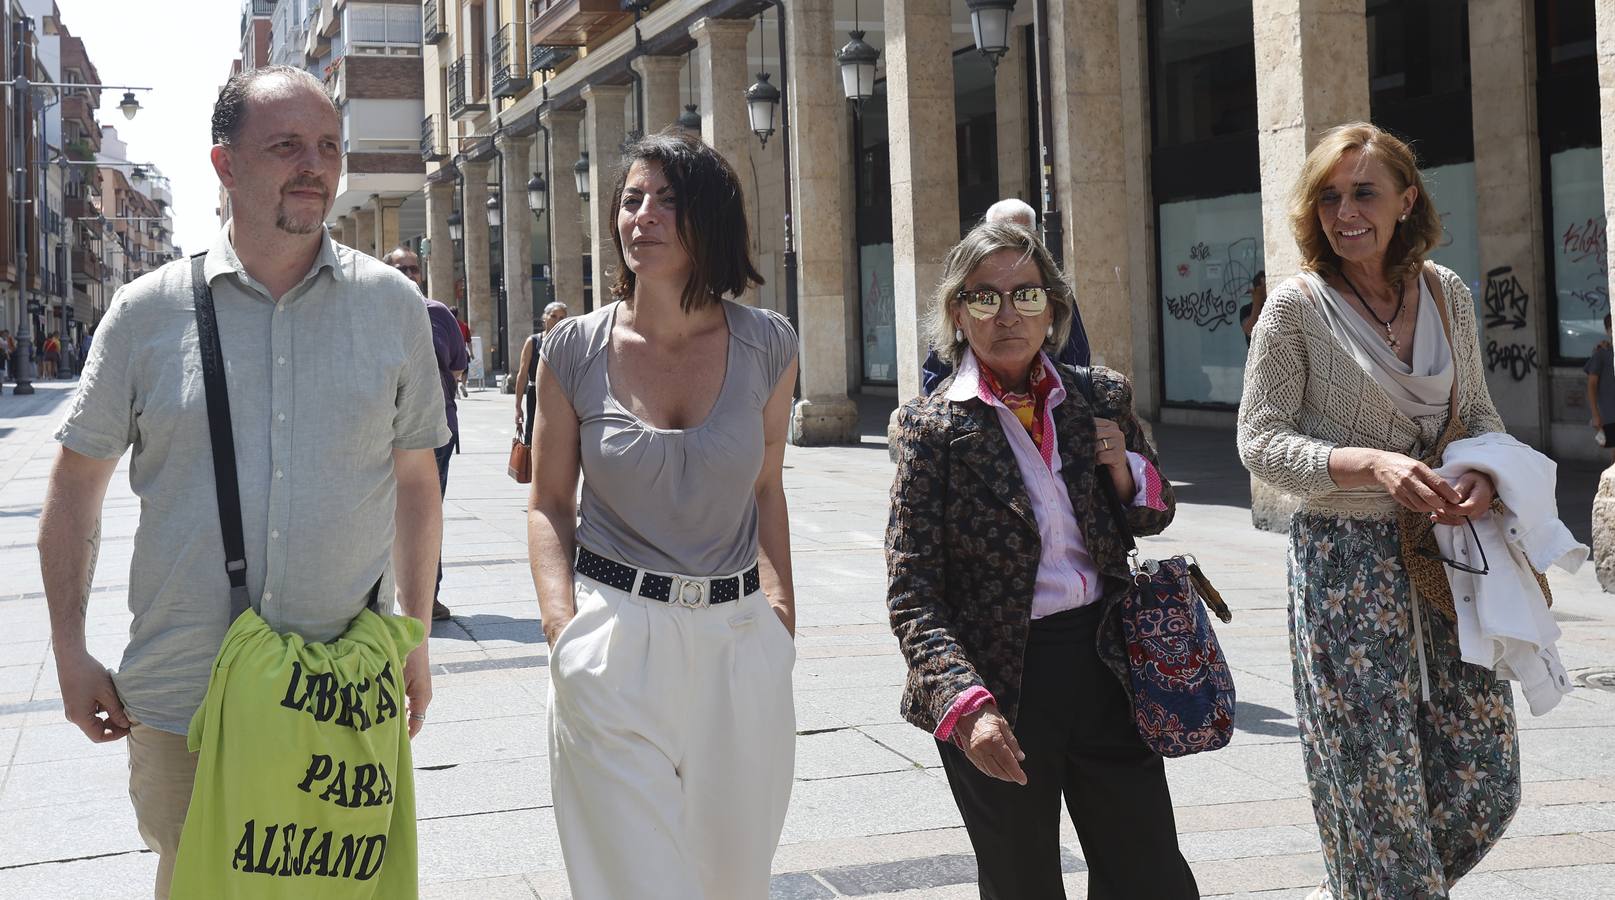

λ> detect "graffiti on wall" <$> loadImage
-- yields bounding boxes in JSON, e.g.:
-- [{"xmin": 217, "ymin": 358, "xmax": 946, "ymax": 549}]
[
  {"xmin": 1482, "ymin": 265, "xmax": 1529, "ymax": 331},
  {"xmin": 1485, "ymin": 340, "xmax": 1539, "ymax": 382},
  {"xmin": 1564, "ymin": 216, "xmax": 1610, "ymax": 312},
  {"xmin": 1164, "ymin": 238, "xmax": 1260, "ymax": 334}
]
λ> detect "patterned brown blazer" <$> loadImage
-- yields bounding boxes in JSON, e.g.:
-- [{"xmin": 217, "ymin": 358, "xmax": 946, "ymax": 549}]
[{"xmin": 885, "ymin": 365, "xmax": 1176, "ymax": 735}]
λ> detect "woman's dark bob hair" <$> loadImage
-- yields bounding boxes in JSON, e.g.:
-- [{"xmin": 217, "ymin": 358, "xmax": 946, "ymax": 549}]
[{"xmin": 608, "ymin": 128, "xmax": 763, "ymax": 312}]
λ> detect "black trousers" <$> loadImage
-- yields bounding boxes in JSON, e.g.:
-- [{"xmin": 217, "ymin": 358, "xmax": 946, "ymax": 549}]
[
  {"xmin": 433, "ymin": 439, "xmax": 454, "ymax": 601},
  {"xmin": 938, "ymin": 604, "xmax": 1198, "ymax": 900}
]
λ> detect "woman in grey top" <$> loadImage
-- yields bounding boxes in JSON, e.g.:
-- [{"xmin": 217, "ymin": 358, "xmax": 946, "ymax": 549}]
[{"xmin": 526, "ymin": 130, "xmax": 799, "ymax": 900}]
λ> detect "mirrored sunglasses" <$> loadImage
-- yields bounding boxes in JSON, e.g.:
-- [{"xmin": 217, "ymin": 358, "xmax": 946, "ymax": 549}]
[{"xmin": 959, "ymin": 286, "xmax": 1050, "ymax": 320}]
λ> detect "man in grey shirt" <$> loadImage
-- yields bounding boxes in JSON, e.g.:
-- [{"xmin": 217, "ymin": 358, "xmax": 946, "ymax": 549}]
[{"xmin": 37, "ymin": 66, "xmax": 447, "ymax": 898}]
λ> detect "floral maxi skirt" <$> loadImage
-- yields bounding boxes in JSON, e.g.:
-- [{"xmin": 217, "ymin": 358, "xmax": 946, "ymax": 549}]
[{"xmin": 1288, "ymin": 511, "xmax": 1520, "ymax": 899}]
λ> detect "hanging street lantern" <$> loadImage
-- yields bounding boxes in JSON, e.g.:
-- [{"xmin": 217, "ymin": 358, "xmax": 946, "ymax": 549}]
[
  {"xmin": 486, "ymin": 194, "xmax": 502, "ymax": 228},
  {"xmin": 677, "ymin": 103, "xmax": 702, "ymax": 132},
  {"xmin": 573, "ymin": 153, "xmax": 590, "ymax": 201},
  {"xmin": 966, "ymin": 0, "xmax": 1016, "ymax": 69},
  {"xmin": 744, "ymin": 72, "xmax": 780, "ymax": 147},
  {"xmin": 447, "ymin": 211, "xmax": 463, "ymax": 242},
  {"xmin": 836, "ymin": 30, "xmax": 879, "ymax": 104},
  {"xmin": 527, "ymin": 173, "xmax": 547, "ymax": 216},
  {"xmin": 118, "ymin": 90, "xmax": 142, "ymax": 120}
]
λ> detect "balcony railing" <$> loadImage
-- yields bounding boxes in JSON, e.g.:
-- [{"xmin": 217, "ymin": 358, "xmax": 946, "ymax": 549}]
[
  {"xmin": 529, "ymin": 44, "xmax": 573, "ymax": 75},
  {"xmin": 252, "ymin": 0, "xmax": 275, "ymax": 16},
  {"xmin": 492, "ymin": 23, "xmax": 531, "ymax": 99},
  {"xmin": 448, "ymin": 57, "xmax": 487, "ymax": 119},
  {"xmin": 421, "ymin": 114, "xmax": 447, "ymax": 161},
  {"xmin": 423, "ymin": 0, "xmax": 447, "ymax": 43}
]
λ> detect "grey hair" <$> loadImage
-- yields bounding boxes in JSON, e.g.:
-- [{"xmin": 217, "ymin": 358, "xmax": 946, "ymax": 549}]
[
  {"xmin": 926, "ymin": 222, "xmax": 1075, "ymax": 369},
  {"xmin": 983, "ymin": 198, "xmax": 1037, "ymax": 228},
  {"xmin": 212, "ymin": 65, "xmax": 337, "ymax": 146},
  {"xmin": 543, "ymin": 301, "xmax": 569, "ymax": 318}
]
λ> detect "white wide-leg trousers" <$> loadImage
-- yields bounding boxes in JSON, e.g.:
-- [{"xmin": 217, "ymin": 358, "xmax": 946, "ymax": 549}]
[{"xmin": 548, "ymin": 574, "xmax": 797, "ymax": 900}]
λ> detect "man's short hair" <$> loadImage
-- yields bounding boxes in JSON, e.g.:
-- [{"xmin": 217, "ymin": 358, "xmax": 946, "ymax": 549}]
[
  {"xmin": 543, "ymin": 301, "xmax": 568, "ymax": 317},
  {"xmin": 983, "ymin": 198, "xmax": 1037, "ymax": 228},
  {"xmin": 212, "ymin": 65, "xmax": 337, "ymax": 146},
  {"xmin": 383, "ymin": 246, "xmax": 416, "ymax": 266}
]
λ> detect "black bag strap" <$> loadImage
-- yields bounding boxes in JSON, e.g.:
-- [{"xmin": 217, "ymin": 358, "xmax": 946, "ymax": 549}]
[
  {"xmin": 1071, "ymin": 365, "xmax": 1137, "ymax": 553},
  {"xmin": 191, "ymin": 253, "xmax": 252, "ymax": 620}
]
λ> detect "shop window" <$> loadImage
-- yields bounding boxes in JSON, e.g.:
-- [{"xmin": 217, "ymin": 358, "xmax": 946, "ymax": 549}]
[
  {"xmin": 1539, "ymin": 0, "xmax": 1605, "ymax": 361},
  {"xmin": 1158, "ymin": 193, "xmax": 1264, "ymax": 405}
]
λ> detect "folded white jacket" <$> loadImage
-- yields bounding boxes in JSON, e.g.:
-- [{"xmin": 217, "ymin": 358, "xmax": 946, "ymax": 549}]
[{"xmin": 1434, "ymin": 433, "xmax": 1583, "ymax": 716}]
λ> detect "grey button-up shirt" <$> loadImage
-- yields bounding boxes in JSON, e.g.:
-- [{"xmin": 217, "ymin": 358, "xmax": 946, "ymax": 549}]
[{"xmin": 56, "ymin": 225, "xmax": 449, "ymax": 734}]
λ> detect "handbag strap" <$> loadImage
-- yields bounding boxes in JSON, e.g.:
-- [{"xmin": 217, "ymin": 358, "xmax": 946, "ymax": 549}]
[
  {"xmin": 1071, "ymin": 365, "xmax": 1137, "ymax": 554},
  {"xmin": 191, "ymin": 253, "xmax": 252, "ymax": 620}
]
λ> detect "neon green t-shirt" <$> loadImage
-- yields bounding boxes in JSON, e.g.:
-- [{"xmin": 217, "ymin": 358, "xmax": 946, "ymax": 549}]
[{"xmin": 171, "ymin": 607, "xmax": 425, "ymax": 899}]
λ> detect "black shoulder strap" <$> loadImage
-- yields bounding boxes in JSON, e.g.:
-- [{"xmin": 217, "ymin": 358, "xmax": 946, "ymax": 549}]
[
  {"xmin": 1070, "ymin": 365, "xmax": 1137, "ymax": 552},
  {"xmin": 191, "ymin": 254, "xmax": 251, "ymax": 620},
  {"xmin": 527, "ymin": 332, "xmax": 541, "ymax": 380}
]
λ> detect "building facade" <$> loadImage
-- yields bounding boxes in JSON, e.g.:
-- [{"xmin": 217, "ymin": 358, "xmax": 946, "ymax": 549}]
[{"xmin": 400, "ymin": 0, "xmax": 1610, "ymax": 454}]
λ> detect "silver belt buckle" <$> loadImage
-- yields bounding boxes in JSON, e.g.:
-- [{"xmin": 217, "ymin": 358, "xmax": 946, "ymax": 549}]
[{"xmin": 673, "ymin": 576, "xmax": 709, "ymax": 609}]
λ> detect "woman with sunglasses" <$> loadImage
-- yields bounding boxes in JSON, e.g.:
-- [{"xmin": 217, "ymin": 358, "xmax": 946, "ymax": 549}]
[
  {"xmin": 885, "ymin": 221, "xmax": 1196, "ymax": 899},
  {"xmin": 1238, "ymin": 124, "xmax": 1517, "ymax": 899}
]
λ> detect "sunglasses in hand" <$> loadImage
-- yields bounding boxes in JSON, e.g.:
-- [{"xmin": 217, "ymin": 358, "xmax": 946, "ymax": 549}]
[{"xmin": 1414, "ymin": 516, "xmax": 1489, "ymax": 575}]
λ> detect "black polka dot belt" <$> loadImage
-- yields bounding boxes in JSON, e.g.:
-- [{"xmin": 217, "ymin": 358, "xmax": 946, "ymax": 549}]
[{"xmin": 575, "ymin": 546, "xmax": 760, "ymax": 608}]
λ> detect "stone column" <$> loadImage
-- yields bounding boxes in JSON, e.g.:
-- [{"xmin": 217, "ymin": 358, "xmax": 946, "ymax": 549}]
[
  {"xmin": 995, "ymin": 23, "xmax": 1030, "ymax": 204},
  {"xmin": 886, "ymin": 0, "xmax": 960, "ymax": 407},
  {"xmin": 1118, "ymin": 0, "xmax": 1160, "ymax": 415},
  {"xmin": 632, "ymin": 54, "xmax": 687, "ymax": 134},
  {"xmin": 498, "ymin": 131, "xmax": 536, "ymax": 370},
  {"xmin": 542, "ymin": 108, "xmax": 586, "ymax": 314},
  {"xmin": 583, "ymin": 83, "xmax": 631, "ymax": 312},
  {"xmin": 1470, "ymin": 0, "xmax": 1549, "ymax": 447},
  {"xmin": 1253, "ymin": 0, "xmax": 1370, "ymax": 282},
  {"xmin": 425, "ymin": 179, "xmax": 456, "ymax": 306},
  {"xmin": 332, "ymin": 215, "xmax": 352, "ymax": 247},
  {"xmin": 690, "ymin": 18, "xmax": 755, "ymax": 194},
  {"xmin": 1250, "ymin": 0, "xmax": 1370, "ymax": 531},
  {"xmin": 352, "ymin": 206, "xmax": 377, "ymax": 258},
  {"xmin": 372, "ymin": 195, "xmax": 403, "ymax": 258},
  {"xmin": 461, "ymin": 159, "xmax": 495, "ymax": 377},
  {"xmin": 787, "ymin": 0, "xmax": 858, "ymax": 445}
]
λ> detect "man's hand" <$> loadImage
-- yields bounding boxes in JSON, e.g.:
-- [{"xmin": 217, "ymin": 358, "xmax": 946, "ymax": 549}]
[
  {"xmin": 543, "ymin": 615, "xmax": 572, "ymax": 649},
  {"xmin": 955, "ymin": 703, "xmax": 1027, "ymax": 785},
  {"xmin": 56, "ymin": 648, "xmax": 130, "ymax": 742},
  {"xmin": 402, "ymin": 643, "xmax": 431, "ymax": 739}
]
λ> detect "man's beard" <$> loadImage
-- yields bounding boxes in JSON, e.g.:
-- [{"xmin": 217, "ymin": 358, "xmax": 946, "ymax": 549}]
[{"xmin": 275, "ymin": 204, "xmax": 324, "ymax": 235}]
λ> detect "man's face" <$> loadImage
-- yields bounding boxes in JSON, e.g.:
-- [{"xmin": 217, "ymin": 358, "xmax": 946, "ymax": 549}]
[
  {"xmin": 211, "ymin": 79, "xmax": 341, "ymax": 237},
  {"xmin": 543, "ymin": 307, "xmax": 567, "ymax": 331},
  {"xmin": 388, "ymin": 251, "xmax": 424, "ymax": 289}
]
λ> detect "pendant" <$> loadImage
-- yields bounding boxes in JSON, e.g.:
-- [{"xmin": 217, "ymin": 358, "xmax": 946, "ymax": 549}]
[{"xmin": 1385, "ymin": 323, "xmax": 1400, "ymax": 352}]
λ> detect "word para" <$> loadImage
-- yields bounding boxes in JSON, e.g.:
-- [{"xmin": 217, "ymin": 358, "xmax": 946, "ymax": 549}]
[
  {"xmin": 1483, "ymin": 266, "xmax": 1529, "ymax": 331},
  {"xmin": 298, "ymin": 754, "xmax": 396, "ymax": 809}
]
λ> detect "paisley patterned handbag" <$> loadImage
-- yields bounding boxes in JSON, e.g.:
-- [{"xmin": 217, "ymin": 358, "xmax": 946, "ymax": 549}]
[{"xmin": 1075, "ymin": 367, "xmax": 1237, "ymax": 758}]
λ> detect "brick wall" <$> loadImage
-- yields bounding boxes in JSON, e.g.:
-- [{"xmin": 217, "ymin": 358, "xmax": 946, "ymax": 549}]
[{"xmin": 345, "ymin": 56, "xmax": 425, "ymax": 101}]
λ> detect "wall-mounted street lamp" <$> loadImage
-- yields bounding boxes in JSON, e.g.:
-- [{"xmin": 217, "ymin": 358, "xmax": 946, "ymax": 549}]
[
  {"xmin": 527, "ymin": 173, "xmax": 547, "ymax": 217},
  {"xmin": 117, "ymin": 90, "xmax": 142, "ymax": 120},
  {"xmin": 573, "ymin": 153, "xmax": 590, "ymax": 201},
  {"xmin": 966, "ymin": 0, "xmax": 1016, "ymax": 69},
  {"xmin": 485, "ymin": 194, "xmax": 502, "ymax": 228},
  {"xmin": 447, "ymin": 211, "xmax": 464, "ymax": 242}
]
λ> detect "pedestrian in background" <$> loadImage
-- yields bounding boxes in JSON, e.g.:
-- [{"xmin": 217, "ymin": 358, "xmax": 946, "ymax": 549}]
[
  {"xmin": 886, "ymin": 221, "xmax": 1195, "ymax": 900},
  {"xmin": 513, "ymin": 300, "xmax": 569, "ymax": 446},
  {"xmin": 37, "ymin": 65, "xmax": 446, "ymax": 899},
  {"xmin": 454, "ymin": 307, "xmax": 472, "ymax": 397},
  {"xmin": 1240, "ymin": 269, "xmax": 1267, "ymax": 345},
  {"xmin": 387, "ymin": 245, "xmax": 468, "ymax": 620},
  {"xmin": 527, "ymin": 130, "xmax": 798, "ymax": 900},
  {"xmin": 922, "ymin": 199, "xmax": 1090, "ymax": 393},
  {"xmin": 1238, "ymin": 122, "xmax": 1518, "ymax": 899},
  {"xmin": 1585, "ymin": 314, "xmax": 1615, "ymax": 461},
  {"xmin": 0, "ymin": 329, "xmax": 11, "ymax": 385},
  {"xmin": 41, "ymin": 331, "xmax": 59, "ymax": 379}
]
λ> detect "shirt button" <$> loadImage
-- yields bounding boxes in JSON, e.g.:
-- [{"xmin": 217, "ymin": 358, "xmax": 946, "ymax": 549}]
[
  {"xmin": 271, "ymin": 530, "xmax": 280, "ymax": 540},
  {"xmin": 275, "ymin": 469, "xmax": 283, "ymax": 479},
  {"xmin": 277, "ymin": 356, "xmax": 286, "ymax": 366},
  {"xmin": 263, "ymin": 592, "xmax": 273, "ymax": 601},
  {"xmin": 277, "ymin": 412, "xmax": 286, "ymax": 422},
  {"xmin": 275, "ymin": 304, "xmax": 284, "ymax": 313}
]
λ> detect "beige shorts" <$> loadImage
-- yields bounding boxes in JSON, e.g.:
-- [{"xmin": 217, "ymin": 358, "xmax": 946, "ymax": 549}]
[{"xmin": 126, "ymin": 724, "xmax": 198, "ymax": 900}]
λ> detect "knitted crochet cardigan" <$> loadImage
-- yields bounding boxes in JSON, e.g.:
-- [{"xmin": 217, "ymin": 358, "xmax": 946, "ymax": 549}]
[{"xmin": 1236, "ymin": 262, "xmax": 1505, "ymax": 516}]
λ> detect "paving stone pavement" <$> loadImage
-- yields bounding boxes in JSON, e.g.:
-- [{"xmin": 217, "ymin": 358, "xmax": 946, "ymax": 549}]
[{"xmin": 3, "ymin": 379, "xmax": 1615, "ymax": 898}]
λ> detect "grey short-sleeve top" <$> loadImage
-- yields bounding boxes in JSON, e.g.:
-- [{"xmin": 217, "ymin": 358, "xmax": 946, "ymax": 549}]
[{"xmin": 541, "ymin": 299, "xmax": 799, "ymax": 576}]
